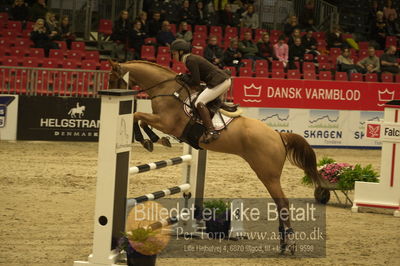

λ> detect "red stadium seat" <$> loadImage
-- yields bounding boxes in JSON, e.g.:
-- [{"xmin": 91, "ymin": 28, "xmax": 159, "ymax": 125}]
[
  {"xmin": 271, "ymin": 70, "xmax": 285, "ymax": 79},
  {"xmin": 241, "ymin": 59, "xmax": 253, "ymax": 68},
  {"xmin": 9, "ymin": 48, "xmax": 27, "ymax": 57},
  {"xmin": 358, "ymin": 41, "xmax": 369, "ymax": 50},
  {"xmin": 381, "ymin": 73, "xmax": 394, "ymax": 83},
  {"xmin": 71, "ymin": 41, "xmax": 85, "ymax": 50},
  {"xmin": 313, "ymin": 31, "xmax": 325, "ymax": 40},
  {"xmin": 255, "ymin": 60, "xmax": 269, "ymax": 70},
  {"xmin": 191, "ymin": 47, "xmax": 204, "ymax": 56},
  {"xmin": 358, "ymin": 49, "xmax": 368, "ymax": 59},
  {"xmin": 319, "ymin": 71, "xmax": 332, "ymax": 80},
  {"xmin": 22, "ymin": 57, "xmax": 39, "ymax": 67},
  {"xmin": 156, "ymin": 54, "xmax": 171, "ymax": 67},
  {"xmin": 271, "ymin": 61, "xmax": 284, "ymax": 71},
  {"xmin": 304, "ymin": 71, "xmax": 317, "ymax": 80},
  {"xmin": 157, "ymin": 46, "xmax": 170, "ymax": 55},
  {"xmin": 192, "ymin": 39, "xmax": 206, "ymax": 48},
  {"xmin": 98, "ymin": 19, "xmax": 113, "ymax": 37},
  {"xmin": 194, "ymin": 25, "xmax": 207, "ymax": 35},
  {"xmin": 255, "ymin": 67, "xmax": 268, "ymax": 77},
  {"xmin": 319, "ymin": 62, "xmax": 332, "ymax": 71},
  {"xmin": 100, "ymin": 60, "xmax": 111, "ymax": 70},
  {"xmin": 350, "ymin": 73, "xmax": 363, "ymax": 81},
  {"xmin": 395, "ymin": 75, "xmax": 400, "ymax": 83},
  {"xmin": 365, "ymin": 73, "xmax": 378, "ymax": 82},
  {"xmin": 7, "ymin": 20, "xmax": 22, "ymax": 32},
  {"xmin": 62, "ymin": 59, "xmax": 79, "ymax": 69},
  {"xmin": 65, "ymin": 50, "xmax": 83, "ymax": 60},
  {"xmin": 140, "ymin": 45, "xmax": 156, "ymax": 60},
  {"xmin": 144, "ymin": 37, "xmax": 156, "ymax": 44},
  {"xmin": 49, "ymin": 49, "xmax": 64, "ymax": 59},
  {"xmin": 270, "ymin": 30, "xmax": 282, "ymax": 38},
  {"xmin": 193, "ymin": 32, "xmax": 207, "ymax": 40},
  {"xmin": 287, "ymin": 70, "xmax": 301, "ymax": 79},
  {"xmin": 172, "ymin": 62, "xmax": 187, "ymax": 73},
  {"xmin": 209, "ymin": 26, "xmax": 222, "ymax": 39},
  {"xmin": 316, "ymin": 55, "xmax": 329, "ymax": 62},
  {"xmin": 224, "ymin": 26, "xmax": 238, "ymax": 38},
  {"xmin": 42, "ymin": 58, "xmax": 61, "ymax": 68},
  {"xmin": 239, "ymin": 67, "xmax": 253, "ymax": 77},
  {"xmin": 304, "ymin": 53, "xmax": 314, "ymax": 61},
  {"xmin": 303, "ymin": 62, "xmax": 315, "ymax": 72},
  {"xmin": 335, "ymin": 72, "xmax": 348, "ymax": 81},
  {"xmin": 386, "ymin": 36, "xmax": 397, "ymax": 47},
  {"xmin": 330, "ymin": 48, "xmax": 341, "ymax": 56},
  {"xmin": 55, "ymin": 41, "xmax": 68, "ymax": 50},
  {"xmin": 82, "ymin": 60, "xmax": 99, "ymax": 70},
  {"xmin": 85, "ymin": 51, "xmax": 100, "ymax": 61}
]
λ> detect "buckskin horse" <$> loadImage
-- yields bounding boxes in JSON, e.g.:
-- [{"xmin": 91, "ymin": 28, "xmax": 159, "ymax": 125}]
[{"xmin": 108, "ymin": 60, "xmax": 323, "ymax": 254}]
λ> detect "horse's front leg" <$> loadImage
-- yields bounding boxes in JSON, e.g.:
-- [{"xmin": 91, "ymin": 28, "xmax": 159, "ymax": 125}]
[
  {"xmin": 140, "ymin": 121, "xmax": 171, "ymax": 148},
  {"xmin": 133, "ymin": 121, "xmax": 153, "ymax": 152},
  {"xmin": 134, "ymin": 112, "xmax": 175, "ymax": 146}
]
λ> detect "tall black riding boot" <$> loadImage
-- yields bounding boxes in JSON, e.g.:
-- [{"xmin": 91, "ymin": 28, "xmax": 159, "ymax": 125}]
[{"xmin": 196, "ymin": 103, "xmax": 219, "ymax": 143}]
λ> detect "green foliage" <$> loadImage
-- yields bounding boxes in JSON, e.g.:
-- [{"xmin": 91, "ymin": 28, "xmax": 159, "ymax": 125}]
[
  {"xmin": 337, "ymin": 164, "xmax": 379, "ymax": 190},
  {"xmin": 126, "ymin": 227, "xmax": 156, "ymax": 242},
  {"xmin": 203, "ymin": 199, "xmax": 229, "ymax": 215}
]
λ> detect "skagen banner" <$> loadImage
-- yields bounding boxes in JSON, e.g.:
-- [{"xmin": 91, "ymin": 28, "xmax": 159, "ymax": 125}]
[{"xmin": 17, "ymin": 96, "xmax": 100, "ymax": 141}]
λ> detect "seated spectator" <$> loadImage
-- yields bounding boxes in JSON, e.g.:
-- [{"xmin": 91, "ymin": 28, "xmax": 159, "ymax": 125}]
[
  {"xmin": 59, "ymin": 15, "xmax": 76, "ymax": 49},
  {"xmin": 301, "ymin": 29, "xmax": 319, "ymax": 56},
  {"xmin": 238, "ymin": 31, "xmax": 261, "ymax": 61},
  {"xmin": 380, "ymin": 45, "xmax": 400, "ymax": 74},
  {"xmin": 156, "ymin": 20, "xmax": 176, "ymax": 46},
  {"xmin": 179, "ymin": 0, "xmax": 195, "ymax": 25},
  {"xmin": 204, "ymin": 35, "xmax": 224, "ymax": 68},
  {"xmin": 241, "ymin": 4, "xmax": 259, "ymax": 29},
  {"xmin": 288, "ymin": 37, "xmax": 305, "ymax": 70},
  {"xmin": 257, "ymin": 33, "xmax": 273, "ymax": 63},
  {"xmin": 284, "ymin": 15, "xmax": 300, "ymax": 37},
  {"xmin": 273, "ymin": 35, "xmax": 289, "ymax": 68},
  {"xmin": 219, "ymin": 4, "xmax": 240, "ymax": 27},
  {"xmin": 327, "ymin": 25, "xmax": 345, "ymax": 49},
  {"xmin": 387, "ymin": 13, "xmax": 400, "ymax": 36},
  {"xmin": 336, "ymin": 47, "xmax": 361, "ymax": 77},
  {"xmin": 45, "ymin": 12, "xmax": 61, "ymax": 40},
  {"xmin": 357, "ymin": 46, "xmax": 381, "ymax": 73},
  {"xmin": 371, "ymin": 11, "xmax": 389, "ymax": 50},
  {"xmin": 137, "ymin": 11, "xmax": 149, "ymax": 36},
  {"xmin": 30, "ymin": 18, "xmax": 58, "ymax": 57},
  {"xmin": 29, "ymin": 0, "xmax": 48, "ymax": 21},
  {"xmin": 148, "ymin": 11, "xmax": 162, "ymax": 37},
  {"xmin": 223, "ymin": 38, "xmax": 243, "ymax": 70},
  {"xmin": 111, "ymin": 10, "xmax": 132, "ymax": 60},
  {"xmin": 287, "ymin": 28, "xmax": 301, "ymax": 46},
  {"xmin": 194, "ymin": 1, "xmax": 211, "ymax": 25},
  {"xmin": 383, "ymin": 0, "xmax": 397, "ymax": 21},
  {"xmin": 130, "ymin": 20, "xmax": 147, "ymax": 60},
  {"xmin": 160, "ymin": 0, "xmax": 179, "ymax": 24},
  {"xmin": 176, "ymin": 21, "xmax": 193, "ymax": 42},
  {"xmin": 10, "ymin": 0, "xmax": 29, "ymax": 23}
]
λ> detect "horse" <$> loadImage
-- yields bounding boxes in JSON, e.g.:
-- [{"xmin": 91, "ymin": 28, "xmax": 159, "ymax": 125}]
[{"xmin": 108, "ymin": 60, "xmax": 323, "ymax": 254}]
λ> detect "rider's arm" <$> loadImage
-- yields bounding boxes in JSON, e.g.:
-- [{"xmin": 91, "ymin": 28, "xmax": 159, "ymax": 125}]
[{"xmin": 186, "ymin": 58, "xmax": 201, "ymax": 86}]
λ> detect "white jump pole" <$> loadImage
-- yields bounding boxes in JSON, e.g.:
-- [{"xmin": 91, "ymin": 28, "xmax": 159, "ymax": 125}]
[{"xmin": 74, "ymin": 89, "xmax": 135, "ymax": 266}]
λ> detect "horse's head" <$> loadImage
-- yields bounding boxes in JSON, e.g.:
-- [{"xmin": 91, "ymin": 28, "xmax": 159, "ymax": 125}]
[{"xmin": 108, "ymin": 59, "xmax": 134, "ymax": 89}]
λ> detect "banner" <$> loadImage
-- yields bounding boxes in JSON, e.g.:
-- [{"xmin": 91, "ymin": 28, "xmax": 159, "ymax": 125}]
[
  {"xmin": 17, "ymin": 96, "xmax": 100, "ymax": 141},
  {"xmin": 242, "ymin": 107, "xmax": 384, "ymax": 147},
  {"xmin": 233, "ymin": 78, "xmax": 400, "ymax": 111},
  {"xmin": 0, "ymin": 95, "xmax": 19, "ymax": 140}
]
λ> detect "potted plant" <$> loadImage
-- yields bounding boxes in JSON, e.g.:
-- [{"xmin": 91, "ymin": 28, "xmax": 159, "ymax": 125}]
[{"xmin": 203, "ymin": 199, "xmax": 231, "ymax": 238}]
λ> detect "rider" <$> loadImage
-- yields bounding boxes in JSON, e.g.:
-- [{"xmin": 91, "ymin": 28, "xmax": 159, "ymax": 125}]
[{"xmin": 170, "ymin": 39, "xmax": 232, "ymax": 143}]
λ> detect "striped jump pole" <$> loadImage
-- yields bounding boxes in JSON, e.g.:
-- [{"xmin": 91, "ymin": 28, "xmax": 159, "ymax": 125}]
[
  {"xmin": 129, "ymin": 155, "xmax": 192, "ymax": 175},
  {"xmin": 142, "ymin": 216, "xmax": 179, "ymax": 231}
]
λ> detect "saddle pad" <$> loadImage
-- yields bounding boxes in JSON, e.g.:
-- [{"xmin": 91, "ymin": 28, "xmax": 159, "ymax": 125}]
[{"xmin": 183, "ymin": 93, "xmax": 235, "ymax": 131}]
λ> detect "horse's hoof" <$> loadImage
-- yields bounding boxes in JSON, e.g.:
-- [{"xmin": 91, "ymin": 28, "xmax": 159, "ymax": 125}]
[
  {"xmin": 160, "ymin": 137, "xmax": 171, "ymax": 147},
  {"xmin": 141, "ymin": 140, "xmax": 153, "ymax": 152}
]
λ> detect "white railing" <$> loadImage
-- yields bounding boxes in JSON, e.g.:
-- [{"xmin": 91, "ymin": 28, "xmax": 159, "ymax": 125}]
[{"xmin": 0, "ymin": 66, "xmax": 109, "ymax": 97}]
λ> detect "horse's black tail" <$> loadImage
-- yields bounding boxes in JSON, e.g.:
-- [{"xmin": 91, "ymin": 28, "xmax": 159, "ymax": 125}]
[{"xmin": 281, "ymin": 132, "xmax": 322, "ymax": 186}]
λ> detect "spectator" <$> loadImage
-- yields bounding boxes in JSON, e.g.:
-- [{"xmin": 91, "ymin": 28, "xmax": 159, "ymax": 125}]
[
  {"xmin": 301, "ymin": 29, "xmax": 319, "ymax": 56},
  {"xmin": 238, "ymin": 31, "xmax": 260, "ymax": 61},
  {"xmin": 284, "ymin": 15, "xmax": 300, "ymax": 37},
  {"xmin": 273, "ymin": 35, "xmax": 289, "ymax": 68},
  {"xmin": 288, "ymin": 37, "xmax": 305, "ymax": 70},
  {"xmin": 287, "ymin": 28, "xmax": 301, "ymax": 46},
  {"xmin": 45, "ymin": 12, "xmax": 61, "ymax": 40},
  {"xmin": 59, "ymin": 15, "xmax": 75, "ymax": 49},
  {"xmin": 327, "ymin": 25, "xmax": 345, "ymax": 49},
  {"xmin": 383, "ymin": 0, "xmax": 397, "ymax": 20},
  {"xmin": 111, "ymin": 10, "xmax": 132, "ymax": 61},
  {"xmin": 10, "ymin": 0, "xmax": 29, "ymax": 23},
  {"xmin": 256, "ymin": 33, "xmax": 273, "ymax": 63},
  {"xmin": 368, "ymin": 0, "xmax": 381, "ymax": 25},
  {"xmin": 137, "ymin": 11, "xmax": 149, "ymax": 36},
  {"xmin": 179, "ymin": 0, "xmax": 195, "ymax": 25},
  {"xmin": 176, "ymin": 21, "xmax": 193, "ymax": 42},
  {"xmin": 371, "ymin": 11, "xmax": 388, "ymax": 50},
  {"xmin": 357, "ymin": 46, "xmax": 381, "ymax": 73},
  {"xmin": 223, "ymin": 38, "xmax": 243, "ymax": 70},
  {"xmin": 30, "ymin": 18, "xmax": 58, "ymax": 56},
  {"xmin": 160, "ymin": 0, "xmax": 179, "ymax": 24},
  {"xmin": 380, "ymin": 45, "xmax": 400, "ymax": 74},
  {"xmin": 218, "ymin": 4, "xmax": 240, "ymax": 27},
  {"xmin": 148, "ymin": 11, "xmax": 162, "ymax": 37},
  {"xmin": 204, "ymin": 35, "xmax": 224, "ymax": 68},
  {"xmin": 130, "ymin": 20, "xmax": 147, "ymax": 60},
  {"xmin": 156, "ymin": 20, "xmax": 176, "ymax": 46},
  {"xmin": 213, "ymin": 0, "xmax": 229, "ymax": 12},
  {"xmin": 29, "ymin": 0, "xmax": 48, "ymax": 21},
  {"xmin": 194, "ymin": 1, "xmax": 211, "ymax": 25},
  {"xmin": 336, "ymin": 47, "xmax": 361, "ymax": 77},
  {"xmin": 299, "ymin": 0, "xmax": 315, "ymax": 30},
  {"xmin": 387, "ymin": 13, "xmax": 400, "ymax": 36},
  {"xmin": 241, "ymin": 4, "xmax": 259, "ymax": 29}
]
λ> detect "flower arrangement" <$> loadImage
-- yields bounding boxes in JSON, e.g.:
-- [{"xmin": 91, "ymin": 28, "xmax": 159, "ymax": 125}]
[{"xmin": 302, "ymin": 157, "xmax": 379, "ymax": 190}]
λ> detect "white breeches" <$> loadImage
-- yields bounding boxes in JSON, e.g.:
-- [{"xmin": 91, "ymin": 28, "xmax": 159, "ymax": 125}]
[{"xmin": 195, "ymin": 79, "xmax": 232, "ymax": 106}]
